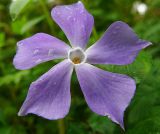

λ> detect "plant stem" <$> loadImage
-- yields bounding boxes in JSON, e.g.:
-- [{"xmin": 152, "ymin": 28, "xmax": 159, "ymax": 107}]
[
  {"xmin": 58, "ymin": 119, "xmax": 65, "ymax": 134},
  {"xmin": 39, "ymin": 0, "xmax": 55, "ymax": 34}
]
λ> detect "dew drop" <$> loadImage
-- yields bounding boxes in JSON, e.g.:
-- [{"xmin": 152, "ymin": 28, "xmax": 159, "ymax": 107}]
[
  {"xmin": 67, "ymin": 16, "xmax": 71, "ymax": 20},
  {"xmin": 137, "ymin": 39, "xmax": 142, "ymax": 44},
  {"xmin": 73, "ymin": 18, "xmax": 76, "ymax": 21},
  {"xmin": 80, "ymin": 25, "xmax": 85, "ymax": 32},
  {"xmin": 104, "ymin": 112, "xmax": 111, "ymax": 118},
  {"xmin": 108, "ymin": 115, "xmax": 111, "ymax": 119},
  {"xmin": 115, "ymin": 26, "xmax": 120, "ymax": 29},
  {"xmin": 78, "ymin": 1, "xmax": 82, "ymax": 4},
  {"xmin": 54, "ymin": 82, "xmax": 56, "ymax": 85},
  {"xmin": 38, "ymin": 78, "xmax": 44, "ymax": 82},
  {"xmin": 104, "ymin": 112, "xmax": 108, "ymax": 116},
  {"xmin": 33, "ymin": 49, "xmax": 39, "ymax": 55},
  {"xmin": 65, "ymin": 6, "xmax": 71, "ymax": 10},
  {"xmin": 48, "ymin": 49, "xmax": 54, "ymax": 56},
  {"xmin": 80, "ymin": 10, "xmax": 84, "ymax": 14},
  {"xmin": 81, "ymin": 24, "xmax": 84, "ymax": 29},
  {"xmin": 112, "ymin": 31, "xmax": 117, "ymax": 34},
  {"xmin": 32, "ymin": 81, "xmax": 36, "ymax": 84},
  {"xmin": 18, "ymin": 42, "xmax": 23, "ymax": 46},
  {"xmin": 56, "ymin": 11, "xmax": 60, "ymax": 15},
  {"xmin": 35, "ymin": 59, "xmax": 42, "ymax": 63}
]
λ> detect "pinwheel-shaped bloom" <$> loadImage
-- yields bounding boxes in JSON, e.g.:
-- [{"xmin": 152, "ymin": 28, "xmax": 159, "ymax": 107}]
[{"xmin": 13, "ymin": 1, "xmax": 151, "ymax": 129}]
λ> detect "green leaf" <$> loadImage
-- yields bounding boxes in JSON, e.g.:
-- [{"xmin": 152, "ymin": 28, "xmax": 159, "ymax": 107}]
[
  {"xmin": 97, "ymin": 51, "xmax": 152, "ymax": 83},
  {"xmin": 0, "ymin": 70, "xmax": 30, "ymax": 86},
  {"xmin": 88, "ymin": 114, "xmax": 115, "ymax": 134},
  {"xmin": 11, "ymin": 17, "xmax": 27, "ymax": 34},
  {"xmin": 126, "ymin": 117, "xmax": 160, "ymax": 134},
  {"xmin": 21, "ymin": 16, "xmax": 45, "ymax": 34},
  {"xmin": 0, "ymin": 127, "xmax": 12, "ymax": 134},
  {"xmin": 0, "ymin": 33, "xmax": 5, "ymax": 47},
  {"xmin": 67, "ymin": 122, "xmax": 87, "ymax": 134},
  {"xmin": 9, "ymin": 0, "xmax": 31, "ymax": 20}
]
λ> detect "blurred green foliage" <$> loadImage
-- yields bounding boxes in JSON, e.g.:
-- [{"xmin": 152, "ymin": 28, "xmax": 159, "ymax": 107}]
[{"xmin": 0, "ymin": 0, "xmax": 160, "ymax": 133}]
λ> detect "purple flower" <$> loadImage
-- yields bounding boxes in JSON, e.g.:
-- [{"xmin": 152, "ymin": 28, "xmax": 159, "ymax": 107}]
[{"xmin": 13, "ymin": 1, "xmax": 151, "ymax": 129}]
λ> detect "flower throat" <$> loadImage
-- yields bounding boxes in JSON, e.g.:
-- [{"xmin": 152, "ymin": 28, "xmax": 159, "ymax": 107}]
[{"xmin": 68, "ymin": 48, "xmax": 86, "ymax": 65}]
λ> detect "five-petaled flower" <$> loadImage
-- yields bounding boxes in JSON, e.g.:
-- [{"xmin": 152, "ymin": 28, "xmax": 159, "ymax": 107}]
[{"xmin": 13, "ymin": 1, "xmax": 151, "ymax": 129}]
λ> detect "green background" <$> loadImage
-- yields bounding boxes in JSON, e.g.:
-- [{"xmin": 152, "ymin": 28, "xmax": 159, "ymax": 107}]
[{"xmin": 0, "ymin": 0, "xmax": 160, "ymax": 133}]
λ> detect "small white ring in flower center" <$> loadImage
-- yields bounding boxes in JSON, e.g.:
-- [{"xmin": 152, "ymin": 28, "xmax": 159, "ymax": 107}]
[{"xmin": 68, "ymin": 47, "xmax": 86, "ymax": 65}]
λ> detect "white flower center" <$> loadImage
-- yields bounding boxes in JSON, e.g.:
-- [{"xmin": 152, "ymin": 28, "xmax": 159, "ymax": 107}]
[{"xmin": 68, "ymin": 47, "xmax": 86, "ymax": 65}]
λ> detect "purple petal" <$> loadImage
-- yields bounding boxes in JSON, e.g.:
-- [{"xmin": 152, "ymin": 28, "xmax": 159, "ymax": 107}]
[
  {"xmin": 51, "ymin": 1, "xmax": 94, "ymax": 49},
  {"xmin": 86, "ymin": 21, "xmax": 151, "ymax": 65},
  {"xmin": 75, "ymin": 63, "xmax": 136, "ymax": 129},
  {"xmin": 13, "ymin": 33, "xmax": 71, "ymax": 70},
  {"xmin": 18, "ymin": 60, "xmax": 73, "ymax": 120}
]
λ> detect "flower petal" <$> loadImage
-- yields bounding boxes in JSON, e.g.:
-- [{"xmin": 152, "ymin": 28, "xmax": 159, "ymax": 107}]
[
  {"xmin": 18, "ymin": 60, "xmax": 73, "ymax": 120},
  {"xmin": 13, "ymin": 33, "xmax": 71, "ymax": 70},
  {"xmin": 86, "ymin": 21, "xmax": 151, "ymax": 65},
  {"xmin": 75, "ymin": 63, "xmax": 136, "ymax": 129},
  {"xmin": 51, "ymin": 1, "xmax": 94, "ymax": 49}
]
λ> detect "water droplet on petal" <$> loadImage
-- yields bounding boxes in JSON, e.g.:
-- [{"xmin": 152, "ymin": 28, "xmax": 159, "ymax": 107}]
[
  {"xmin": 32, "ymin": 81, "xmax": 36, "ymax": 84},
  {"xmin": 112, "ymin": 31, "xmax": 117, "ymax": 34},
  {"xmin": 115, "ymin": 26, "xmax": 120, "ymax": 29},
  {"xmin": 38, "ymin": 78, "xmax": 44, "ymax": 82},
  {"xmin": 104, "ymin": 112, "xmax": 107, "ymax": 116},
  {"xmin": 56, "ymin": 11, "xmax": 60, "ymax": 15},
  {"xmin": 35, "ymin": 59, "xmax": 42, "ymax": 64},
  {"xmin": 54, "ymin": 82, "xmax": 56, "ymax": 85},
  {"xmin": 108, "ymin": 115, "xmax": 111, "ymax": 119},
  {"xmin": 67, "ymin": 16, "xmax": 71, "ymax": 20},
  {"xmin": 33, "ymin": 49, "xmax": 39, "ymax": 55},
  {"xmin": 80, "ymin": 25, "xmax": 85, "ymax": 32},
  {"xmin": 18, "ymin": 42, "xmax": 23, "ymax": 46},
  {"xmin": 65, "ymin": 6, "xmax": 71, "ymax": 10},
  {"xmin": 80, "ymin": 9, "xmax": 84, "ymax": 14},
  {"xmin": 48, "ymin": 49, "xmax": 54, "ymax": 56},
  {"xmin": 78, "ymin": 1, "xmax": 82, "ymax": 4},
  {"xmin": 73, "ymin": 18, "xmax": 76, "ymax": 21}
]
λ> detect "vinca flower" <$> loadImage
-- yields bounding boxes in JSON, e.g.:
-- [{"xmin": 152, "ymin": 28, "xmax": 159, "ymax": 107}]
[{"xmin": 13, "ymin": 1, "xmax": 151, "ymax": 129}]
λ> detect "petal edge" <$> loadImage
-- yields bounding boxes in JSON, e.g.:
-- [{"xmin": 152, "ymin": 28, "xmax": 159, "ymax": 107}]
[
  {"xmin": 13, "ymin": 33, "xmax": 70, "ymax": 70},
  {"xmin": 18, "ymin": 60, "xmax": 73, "ymax": 120},
  {"xmin": 86, "ymin": 21, "xmax": 151, "ymax": 65},
  {"xmin": 76, "ymin": 63, "xmax": 136, "ymax": 129},
  {"xmin": 51, "ymin": 1, "xmax": 94, "ymax": 49}
]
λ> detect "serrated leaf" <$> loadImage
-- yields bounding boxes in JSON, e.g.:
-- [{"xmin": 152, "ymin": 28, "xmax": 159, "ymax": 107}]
[{"xmin": 9, "ymin": 0, "xmax": 30, "ymax": 20}]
